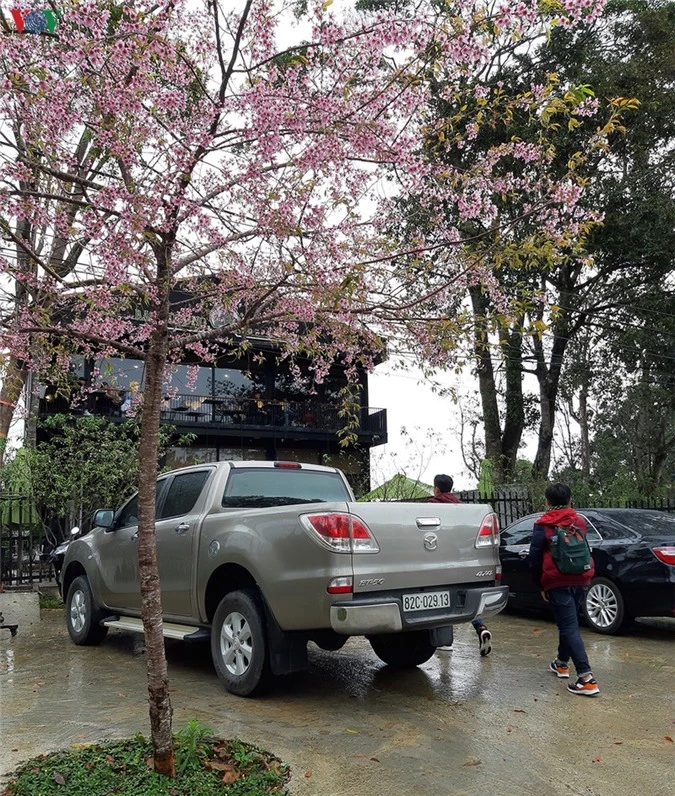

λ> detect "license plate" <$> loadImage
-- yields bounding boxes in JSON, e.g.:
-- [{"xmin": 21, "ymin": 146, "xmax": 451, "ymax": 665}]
[{"xmin": 402, "ymin": 590, "xmax": 451, "ymax": 613}]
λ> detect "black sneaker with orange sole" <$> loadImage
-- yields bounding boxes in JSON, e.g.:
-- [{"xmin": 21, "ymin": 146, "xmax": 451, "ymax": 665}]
[
  {"xmin": 549, "ymin": 659, "xmax": 570, "ymax": 678},
  {"xmin": 567, "ymin": 677, "xmax": 600, "ymax": 696}
]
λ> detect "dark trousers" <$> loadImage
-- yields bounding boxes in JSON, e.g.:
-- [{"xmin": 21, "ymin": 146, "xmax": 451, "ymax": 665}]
[{"xmin": 547, "ymin": 586, "xmax": 592, "ymax": 677}]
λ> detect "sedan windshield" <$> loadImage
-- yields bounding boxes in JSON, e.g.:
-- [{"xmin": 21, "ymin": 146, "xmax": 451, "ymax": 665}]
[{"xmin": 608, "ymin": 511, "xmax": 675, "ymax": 537}]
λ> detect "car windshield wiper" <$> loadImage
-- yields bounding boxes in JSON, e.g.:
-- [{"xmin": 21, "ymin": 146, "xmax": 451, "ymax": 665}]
[{"xmin": 222, "ymin": 495, "xmax": 326, "ymax": 508}]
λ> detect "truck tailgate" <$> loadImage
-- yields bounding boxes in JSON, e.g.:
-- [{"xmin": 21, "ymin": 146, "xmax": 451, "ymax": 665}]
[{"xmin": 348, "ymin": 502, "xmax": 496, "ymax": 592}]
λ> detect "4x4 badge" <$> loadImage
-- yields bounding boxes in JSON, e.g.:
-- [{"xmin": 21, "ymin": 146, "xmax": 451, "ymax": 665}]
[{"xmin": 423, "ymin": 533, "xmax": 438, "ymax": 550}]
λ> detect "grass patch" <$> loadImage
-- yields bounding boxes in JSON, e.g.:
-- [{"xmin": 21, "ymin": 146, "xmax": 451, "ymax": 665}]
[
  {"xmin": 38, "ymin": 593, "xmax": 64, "ymax": 610},
  {"xmin": 1, "ymin": 728, "xmax": 290, "ymax": 796}
]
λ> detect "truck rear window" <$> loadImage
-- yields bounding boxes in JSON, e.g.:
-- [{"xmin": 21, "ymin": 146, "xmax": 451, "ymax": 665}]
[{"xmin": 221, "ymin": 468, "xmax": 351, "ymax": 508}]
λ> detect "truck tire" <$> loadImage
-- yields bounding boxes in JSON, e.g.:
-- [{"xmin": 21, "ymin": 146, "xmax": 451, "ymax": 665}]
[
  {"xmin": 211, "ymin": 589, "xmax": 271, "ymax": 697},
  {"xmin": 65, "ymin": 575, "xmax": 108, "ymax": 646},
  {"xmin": 368, "ymin": 631, "xmax": 436, "ymax": 668}
]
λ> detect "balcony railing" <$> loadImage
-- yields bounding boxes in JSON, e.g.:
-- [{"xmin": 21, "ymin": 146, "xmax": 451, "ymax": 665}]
[{"xmin": 39, "ymin": 393, "xmax": 387, "ymax": 439}]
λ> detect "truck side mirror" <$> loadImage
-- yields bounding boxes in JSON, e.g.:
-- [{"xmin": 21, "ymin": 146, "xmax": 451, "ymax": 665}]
[{"xmin": 93, "ymin": 509, "xmax": 115, "ymax": 529}]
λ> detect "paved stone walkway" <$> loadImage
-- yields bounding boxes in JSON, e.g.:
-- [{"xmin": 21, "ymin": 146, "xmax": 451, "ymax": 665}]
[{"xmin": 1, "ymin": 610, "xmax": 673, "ymax": 795}]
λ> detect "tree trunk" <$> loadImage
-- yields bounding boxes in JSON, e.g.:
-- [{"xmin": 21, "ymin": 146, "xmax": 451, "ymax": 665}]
[
  {"xmin": 469, "ymin": 286, "xmax": 503, "ymax": 479},
  {"xmin": 136, "ymin": 253, "xmax": 175, "ymax": 776},
  {"xmin": 499, "ymin": 321, "xmax": 525, "ymax": 482},
  {"xmin": 652, "ymin": 433, "xmax": 675, "ymax": 488},
  {"xmin": 533, "ymin": 373, "xmax": 555, "ymax": 479},
  {"xmin": 578, "ymin": 385, "xmax": 591, "ymax": 479},
  {"xmin": 0, "ymin": 356, "xmax": 27, "ymax": 468},
  {"xmin": 532, "ymin": 303, "xmax": 570, "ymax": 480}
]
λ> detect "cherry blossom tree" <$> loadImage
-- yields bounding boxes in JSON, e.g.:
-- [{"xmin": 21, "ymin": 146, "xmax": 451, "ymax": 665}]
[{"xmin": 0, "ymin": 0, "xmax": 606, "ymax": 775}]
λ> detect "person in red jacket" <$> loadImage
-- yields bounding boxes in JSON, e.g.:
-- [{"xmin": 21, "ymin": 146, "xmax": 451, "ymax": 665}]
[
  {"xmin": 528, "ymin": 482, "xmax": 599, "ymax": 696},
  {"xmin": 429, "ymin": 474, "xmax": 492, "ymax": 656}
]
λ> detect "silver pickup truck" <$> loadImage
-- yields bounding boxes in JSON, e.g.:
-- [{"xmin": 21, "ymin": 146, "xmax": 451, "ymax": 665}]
[{"xmin": 61, "ymin": 461, "xmax": 508, "ymax": 696}]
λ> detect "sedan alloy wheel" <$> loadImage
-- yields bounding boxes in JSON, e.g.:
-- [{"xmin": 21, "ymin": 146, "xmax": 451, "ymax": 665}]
[{"xmin": 583, "ymin": 577, "xmax": 626, "ymax": 634}]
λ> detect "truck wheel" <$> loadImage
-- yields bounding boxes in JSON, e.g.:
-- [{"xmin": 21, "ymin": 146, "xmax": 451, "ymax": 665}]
[
  {"xmin": 368, "ymin": 631, "xmax": 436, "ymax": 668},
  {"xmin": 211, "ymin": 589, "xmax": 270, "ymax": 697},
  {"xmin": 65, "ymin": 575, "xmax": 108, "ymax": 646}
]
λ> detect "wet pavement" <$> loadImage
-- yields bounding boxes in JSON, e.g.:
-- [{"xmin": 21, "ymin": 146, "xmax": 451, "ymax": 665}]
[{"xmin": 1, "ymin": 610, "xmax": 674, "ymax": 795}]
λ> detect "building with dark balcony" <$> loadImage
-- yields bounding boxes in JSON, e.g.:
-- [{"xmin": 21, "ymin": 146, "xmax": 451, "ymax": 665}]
[{"xmin": 37, "ymin": 342, "xmax": 387, "ymax": 496}]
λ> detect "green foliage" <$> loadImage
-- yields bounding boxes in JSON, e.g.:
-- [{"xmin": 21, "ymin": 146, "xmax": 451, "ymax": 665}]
[
  {"xmin": 175, "ymin": 719, "xmax": 214, "ymax": 775},
  {"xmin": 2, "ymin": 734, "xmax": 289, "ymax": 796},
  {"xmin": 360, "ymin": 473, "xmax": 433, "ymax": 501},
  {"xmin": 38, "ymin": 593, "xmax": 64, "ymax": 609},
  {"xmin": 2, "ymin": 415, "xmax": 195, "ymax": 534}
]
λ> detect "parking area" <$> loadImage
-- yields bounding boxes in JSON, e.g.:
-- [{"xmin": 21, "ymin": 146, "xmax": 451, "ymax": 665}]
[{"xmin": 1, "ymin": 610, "xmax": 673, "ymax": 795}]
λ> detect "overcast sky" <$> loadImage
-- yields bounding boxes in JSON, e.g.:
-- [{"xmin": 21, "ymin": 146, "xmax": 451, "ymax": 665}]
[
  {"xmin": 368, "ymin": 362, "xmax": 472, "ymax": 489},
  {"xmin": 368, "ymin": 362, "xmax": 541, "ymax": 491}
]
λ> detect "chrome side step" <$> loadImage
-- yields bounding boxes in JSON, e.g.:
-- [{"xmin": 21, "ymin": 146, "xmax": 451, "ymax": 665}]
[{"xmin": 102, "ymin": 616, "xmax": 210, "ymax": 642}]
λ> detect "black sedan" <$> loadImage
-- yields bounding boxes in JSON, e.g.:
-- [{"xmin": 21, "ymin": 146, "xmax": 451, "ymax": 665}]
[{"xmin": 499, "ymin": 509, "xmax": 675, "ymax": 634}]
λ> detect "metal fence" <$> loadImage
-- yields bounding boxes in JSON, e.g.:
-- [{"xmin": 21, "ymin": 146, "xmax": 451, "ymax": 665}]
[
  {"xmin": 386, "ymin": 491, "xmax": 675, "ymax": 530},
  {"xmin": 457, "ymin": 491, "xmax": 675, "ymax": 527},
  {"xmin": 0, "ymin": 494, "xmax": 54, "ymax": 587},
  {"xmin": 457, "ymin": 490, "xmax": 533, "ymax": 529}
]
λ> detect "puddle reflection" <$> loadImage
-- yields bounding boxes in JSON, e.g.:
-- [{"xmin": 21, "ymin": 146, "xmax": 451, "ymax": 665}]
[{"xmin": 0, "ymin": 646, "xmax": 15, "ymax": 677}]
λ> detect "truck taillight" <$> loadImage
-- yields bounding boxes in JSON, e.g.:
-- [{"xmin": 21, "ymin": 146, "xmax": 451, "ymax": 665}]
[
  {"xmin": 495, "ymin": 563, "xmax": 502, "ymax": 582},
  {"xmin": 301, "ymin": 513, "xmax": 379, "ymax": 554},
  {"xmin": 475, "ymin": 513, "xmax": 499, "ymax": 548},
  {"xmin": 652, "ymin": 546, "xmax": 675, "ymax": 566},
  {"xmin": 327, "ymin": 576, "xmax": 353, "ymax": 594}
]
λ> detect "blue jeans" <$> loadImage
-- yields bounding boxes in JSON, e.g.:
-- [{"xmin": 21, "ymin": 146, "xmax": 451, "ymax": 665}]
[
  {"xmin": 547, "ymin": 587, "xmax": 592, "ymax": 677},
  {"xmin": 471, "ymin": 618, "xmax": 486, "ymax": 631}
]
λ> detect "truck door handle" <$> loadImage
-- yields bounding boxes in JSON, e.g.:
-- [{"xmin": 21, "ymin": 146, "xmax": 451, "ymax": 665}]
[
  {"xmin": 175, "ymin": 523, "xmax": 190, "ymax": 535},
  {"xmin": 416, "ymin": 517, "xmax": 441, "ymax": 528}
]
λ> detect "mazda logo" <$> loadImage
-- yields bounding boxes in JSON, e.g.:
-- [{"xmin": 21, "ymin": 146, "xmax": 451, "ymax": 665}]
[{"xmin": 423, "ymin": 533, "xmax": 438, "ymax": 550}]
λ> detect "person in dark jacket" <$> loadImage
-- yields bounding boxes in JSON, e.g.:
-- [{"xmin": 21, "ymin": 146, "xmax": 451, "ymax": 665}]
[
  {"xmin": 429, "ymin": 474, "xmax": 492, "ymax": 656},
  {"xmin": 529, "ymin": 482, "xmax": 599, "ymax": 696}
]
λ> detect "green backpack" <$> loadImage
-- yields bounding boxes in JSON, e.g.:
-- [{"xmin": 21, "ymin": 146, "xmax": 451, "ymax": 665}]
[{"xmin": 549, "ymin": 524, "xmax": 592, "ymax": 575}]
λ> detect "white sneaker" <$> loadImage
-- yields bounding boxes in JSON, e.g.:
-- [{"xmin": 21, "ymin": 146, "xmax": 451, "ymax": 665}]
[{"xmin": 436, "ymin": 645, "xmax": 453, "ymax": 651}]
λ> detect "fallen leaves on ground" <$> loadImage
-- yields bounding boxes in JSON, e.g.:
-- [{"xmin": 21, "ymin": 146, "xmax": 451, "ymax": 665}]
[
  {"xmin": 463, "ymin": 757, "xmax": 482, "ymax": 767},
  {"xmin": 205, "ymin": 760, "xmax": 241, "ymax": 783},
  {"xmin": 665, "ymin": 736, "xmax": 673, "ymax": 743},
  {"xmin": 52, "ymin": 772, "xmax": 66, "ymax": 785},
  {"xmin": 304, "ymin": 770, "xmax": 313, "ymax": 778}
]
